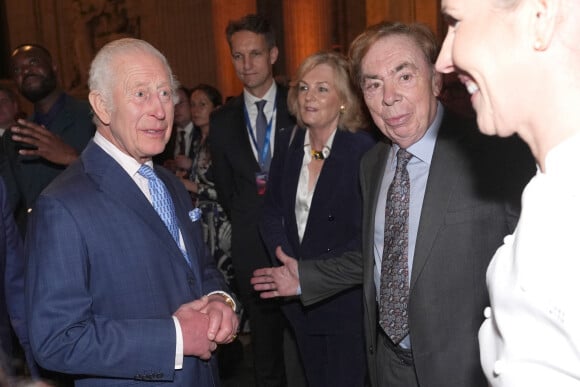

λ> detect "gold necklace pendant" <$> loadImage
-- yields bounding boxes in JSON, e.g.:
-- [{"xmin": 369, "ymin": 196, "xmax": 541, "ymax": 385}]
[{"xmin": 311, "ymin": 149, "xmax": 325, "ymax": 160}]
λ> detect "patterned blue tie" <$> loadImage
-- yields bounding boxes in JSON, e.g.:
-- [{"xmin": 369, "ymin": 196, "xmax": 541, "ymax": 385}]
[
  {"xmin": 138, "ymin": 164, "xmax": 191, "ymax": 266},
  {"xmin": 379, "ymin": 148, "xmax": 413, "ymax": 344},
  {"xmin": 255, "ymin": 100, "xmax": 271, "ymax": 170}
]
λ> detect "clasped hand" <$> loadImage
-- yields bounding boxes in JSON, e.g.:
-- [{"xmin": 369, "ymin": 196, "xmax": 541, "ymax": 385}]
[
  {"xmin": 173, "ymin": 295, "xmax": 239, "ymax": 360},
  {"xmin": 11, "ymin": 119, "xmax": 78, "ymax": 165},
  {"xmin": 251, "ymin": 246, "xmax": 300, "ymax": 298}
]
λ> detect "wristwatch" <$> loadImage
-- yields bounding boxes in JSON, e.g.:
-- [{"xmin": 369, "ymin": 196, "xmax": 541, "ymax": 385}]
[{"xmin": 207, "ymin": 290, "xmax": 237, "ymax": 312}]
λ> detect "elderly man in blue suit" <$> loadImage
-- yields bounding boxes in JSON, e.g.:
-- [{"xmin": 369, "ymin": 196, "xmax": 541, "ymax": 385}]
[{"xmin": 25, "ymin": 38, "xmax": 238, "ymax": 386}]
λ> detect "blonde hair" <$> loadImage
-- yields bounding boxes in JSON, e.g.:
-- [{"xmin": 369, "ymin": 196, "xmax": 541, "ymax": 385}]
[{"xmin": 288, "ymin": 51, "xmax": 365, "ymax": 132}]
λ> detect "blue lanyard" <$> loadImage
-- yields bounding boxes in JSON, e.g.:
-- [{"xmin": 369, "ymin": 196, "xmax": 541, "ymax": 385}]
[{"xmin": 244, "ymin": 93, "xmax": 277, "ymax": 168}]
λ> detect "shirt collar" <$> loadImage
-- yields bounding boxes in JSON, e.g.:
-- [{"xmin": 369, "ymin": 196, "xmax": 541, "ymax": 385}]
[
  {"xmin": 303, "ymin": 128, "xmax": 337, "ymax": 161},
  {"xmin": 244, "ymin": 81, "xmax": 277, "ymax": 111},
  {"xmin": 93, "ymin": 131, "xmax": 149, "ymax": 177},
  {"xmin": 400, "ymin": 101, "xmax": 443, "ymax": 165},
  {"xmin": 177, "ymin": 121, "xmax": 194, "ymax": 136}
]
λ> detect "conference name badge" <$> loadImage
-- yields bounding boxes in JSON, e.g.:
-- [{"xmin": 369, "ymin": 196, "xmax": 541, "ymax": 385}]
[{"xmin": 255, "ymin": 171, "xmax": 268, "ymax": 196}]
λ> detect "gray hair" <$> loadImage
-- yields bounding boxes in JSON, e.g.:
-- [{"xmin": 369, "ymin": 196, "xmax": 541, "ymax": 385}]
[{"xmin": 88, "ymin": 38, "xmax": 179, "ymax": 110}]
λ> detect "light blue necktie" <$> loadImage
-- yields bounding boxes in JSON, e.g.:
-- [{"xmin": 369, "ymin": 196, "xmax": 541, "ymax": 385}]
[{"xmin": 138, "ymin": 164, "xmax": 191, "ymax": 266}]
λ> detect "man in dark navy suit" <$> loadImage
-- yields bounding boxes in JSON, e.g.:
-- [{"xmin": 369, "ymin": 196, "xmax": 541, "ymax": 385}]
[{"xmin": 210, "ymin": 13, "xmax": 299, "ymax": 387}]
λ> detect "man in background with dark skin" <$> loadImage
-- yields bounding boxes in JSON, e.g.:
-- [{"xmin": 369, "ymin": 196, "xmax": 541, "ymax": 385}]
[{"xmin": 3, "ymin": 44, "xmax": 94, "ymax": 232}]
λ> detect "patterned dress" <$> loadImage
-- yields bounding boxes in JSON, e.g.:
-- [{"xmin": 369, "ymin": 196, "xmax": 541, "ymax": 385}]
[{"xmin": 189, "ymin": 134, "xmax": 235, "ymax": 289}]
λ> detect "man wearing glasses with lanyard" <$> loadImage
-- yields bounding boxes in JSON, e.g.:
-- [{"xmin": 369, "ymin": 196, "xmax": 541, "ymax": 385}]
[{"xmin": 209, "ymin": 13, "xmax": 298, "ymax": 387}]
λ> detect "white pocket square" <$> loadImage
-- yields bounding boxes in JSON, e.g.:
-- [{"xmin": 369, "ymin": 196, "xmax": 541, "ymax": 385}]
[{"xmin": 189, "ymin": 208, "xmax": 202, "ymax": 222}]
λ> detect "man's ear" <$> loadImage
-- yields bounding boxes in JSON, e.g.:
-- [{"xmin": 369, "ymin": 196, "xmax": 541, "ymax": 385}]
[
  {"xmin": 531, "ymin": 0, "xmax": 560, "ymax": 51},
  {"xmin": 269, "ymin": 46, "xmax": 279, "ymax": 65},
  {"xmin": 88, "ymin": 91, "xmax": 111, "ymax": 126},
  {"xmin": 432, "ymin": 70, "xmax": 443, "ymax": 97}
]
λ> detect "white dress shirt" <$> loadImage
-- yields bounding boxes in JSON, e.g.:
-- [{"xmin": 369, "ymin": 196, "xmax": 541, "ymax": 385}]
[
  {"xmin": 244, "ymin": 82, "xmax": 278, "ymax": 161},
  {"xmin": 295, "ymin": 128, "xmax": 337, "ymax": 242},
  {"xmin": 173, "ymin": 121, "xmax": 194, "ymax": 157}
]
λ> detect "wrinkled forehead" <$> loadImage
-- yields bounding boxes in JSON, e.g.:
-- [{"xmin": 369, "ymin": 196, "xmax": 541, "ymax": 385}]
[
  {"xmin": 363, "ymin": 34, "xmax": 431, "ymax": 76},
  {"xmin": 113, "ymin": 52, "xmax": 171, "ymax": 83}
]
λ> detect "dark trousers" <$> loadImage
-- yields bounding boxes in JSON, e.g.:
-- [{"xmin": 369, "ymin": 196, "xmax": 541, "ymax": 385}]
[
  {"xmin": 376, "ymin": 328, "xmax": 419, "ymax": 387},
  {"xmin": 241, "ymin": 291, "xmax": 287, "ymax": 387},
  {"xmin": 294, "ymin": 329, "xmax": 366, "ymax": 387}
]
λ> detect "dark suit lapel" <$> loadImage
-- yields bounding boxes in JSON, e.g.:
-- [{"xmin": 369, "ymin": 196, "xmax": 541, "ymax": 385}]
[
  {"xmin": 410, "ymin": 115, "xmax": 465, "ymax": 290},
  {"xmin": 82, "ymin": 143, "xmax": 193, "ymax": 274},
  {"xmin": 307, "ymin": 130, "xmax": 347, "ymax": 225},
  {"xmin": 230, "ymin": 97, "xmax": 265, "ymax": 174},
  {"xmin": 362, "ymin": 142, "xmax": 390, "ymax": 328},
  {"xmin": 285, "ymin": 129, "xmax": 305, "ymax": 238}
]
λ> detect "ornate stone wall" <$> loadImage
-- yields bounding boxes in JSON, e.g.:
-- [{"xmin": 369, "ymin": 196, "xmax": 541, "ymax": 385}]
[{"xmin": 1, "ymin": 0, "xmax": 442, "ymax": 106}]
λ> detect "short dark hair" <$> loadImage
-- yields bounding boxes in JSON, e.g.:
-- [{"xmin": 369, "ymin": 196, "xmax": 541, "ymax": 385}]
[
  {"xmin": 11, "ymin": 43, "xmax": 53, "ymax": 60},
  {"xmin": 226, "ymin": 14, "xmax": 276, "ymax": 50},
  {"xmin": 190, "ymin": 83, "xmax": 223, "ymax": 109},
  {"xmin": 177, "ymin": 86, "xmax": 191, "ymax": 102},
  {"xmin": 349, "ymin": 22, "xmax": 438, "ymax": 88}
]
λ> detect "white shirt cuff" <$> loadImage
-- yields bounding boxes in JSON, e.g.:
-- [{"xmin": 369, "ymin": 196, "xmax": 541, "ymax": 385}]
[{"xmin": 172, "ymin": 316, "xmax": 184, "ymax": 369}]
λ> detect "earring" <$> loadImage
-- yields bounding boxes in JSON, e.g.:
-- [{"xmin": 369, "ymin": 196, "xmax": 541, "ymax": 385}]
[{"xmin": 339, "ymin": 105, "xmax": 346, "ymax": 114}]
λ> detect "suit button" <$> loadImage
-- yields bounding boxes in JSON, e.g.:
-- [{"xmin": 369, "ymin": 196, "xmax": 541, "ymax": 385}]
[
  {"xmin": 493, "ymin": 360, "xmax": 505, "ymax": 376},
  {"xmin": 187, "ymin": 277, "xmax": 195, "ymax": 286},
  {"xmin": 327, "ymin": 214, "xmax": 334, "ymax": 221},
  {"xmin": 369, "ymin": 345, "xmax": 374, "ymax": 354},
  {"xmin": 483, "ymin": 306, "xmax": 492, "ymax": 319}
]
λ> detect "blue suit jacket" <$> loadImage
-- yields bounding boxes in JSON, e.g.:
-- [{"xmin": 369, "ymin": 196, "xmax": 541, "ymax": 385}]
[
  {"xmin": 25, "ymin": 141, "xmax": 227, "ymax": 386},
  {"xmin": 260, "ymin": 127, "xmax": 374, "ymax": 334},
  {"xmin": 0, "ymin": 178, "xmax": 37, "ymax": 375}
]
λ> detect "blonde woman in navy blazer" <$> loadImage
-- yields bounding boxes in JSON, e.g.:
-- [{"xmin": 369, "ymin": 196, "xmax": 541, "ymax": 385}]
[{"xmin": 259, "ymin": 51, "xmax": 375, "ymax": 387}]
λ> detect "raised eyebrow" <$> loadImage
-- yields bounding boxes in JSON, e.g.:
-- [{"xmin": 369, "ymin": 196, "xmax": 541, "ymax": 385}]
[
  {"xmin": 362, "ymin": 74, "xmax": 382, "ymax": 82},
  {"xmin": 393, "ymin": 62, "xmax": 417, "ymax": 73}
]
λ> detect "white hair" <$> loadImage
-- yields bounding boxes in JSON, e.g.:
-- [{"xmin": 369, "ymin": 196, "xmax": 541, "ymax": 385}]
[{"xmin": 88, "ymin": 38, "xmax": 179, "ymax": 110}]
